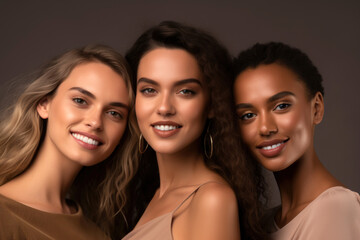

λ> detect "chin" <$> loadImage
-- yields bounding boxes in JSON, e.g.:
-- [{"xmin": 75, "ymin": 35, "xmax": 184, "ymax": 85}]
[
  {"xmin": 69, "ymin": 153, "xmax": 106, "ymax": 167},
  {"xmin": 258, "ymin": 157, "xmax": 291, "ymax": 172},
  {"xmin": 151, "ymin": 145, "xmax": 185, "ymax": 155},
  {"xmin": 152, "ymin": 148, "xmax": 178, "ymax": 155}
]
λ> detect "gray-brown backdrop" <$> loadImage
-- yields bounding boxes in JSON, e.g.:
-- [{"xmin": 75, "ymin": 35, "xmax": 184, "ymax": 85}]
[{"xmin": 0, "ymin": 0, "xmax": 359, "ymax": 206}]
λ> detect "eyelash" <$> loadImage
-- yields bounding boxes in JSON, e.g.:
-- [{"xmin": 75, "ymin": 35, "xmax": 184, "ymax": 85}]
[
  {"xmin": 239, "ymin": 112, "xmax": 256, "ymax": 121},
  {"xmin": 239, "ymin": 103, "xmax": 292, "ymax": 121},
  {"xmin": 139, "ymin": 88, "xmax": 196, "ymax": 96},
  {"xmin": 107, "ymin": 111, "xmax": 124, "ymax": 120},
  {"xmin": 73, "ymin": 97, "xmax": 124, "ymax": 120},
  {"xmin": 139, "ymin": 88, "xmax": 157, "ymax": 95},
  {"xmin": 178, "ymin": 89, "xmax": 196, "ymax": 95},
  {"xmin": 73, "ymin": 97, "xmax": 87, "ymax": 105},
  {"xmin": 274, "ymin": 103, "xmax": 291, "ymax": 111}
]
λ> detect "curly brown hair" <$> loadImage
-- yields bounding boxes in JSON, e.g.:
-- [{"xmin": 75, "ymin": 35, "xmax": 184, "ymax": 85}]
[{"xmin": 125, "ymin": 21, "xmax": 267, "ymax": 239}]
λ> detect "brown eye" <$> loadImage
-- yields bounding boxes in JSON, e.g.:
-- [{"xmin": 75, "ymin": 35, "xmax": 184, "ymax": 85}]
[
  {"xmin": 274, "ymin": 103, "xmax": 291, "ymax": 111},
  {"xmin": 240, "ymin": 113, "xmax": 256, "ymax": 121},
  {"xmin": 107, "ymin": 111, "xmax": 123, "ymax": 120},
  {"xmin": 140, "ymin": 88, "xmax": 157, "ymax": 95},
  {"xmin": 178, "ymin": 89, "xmax": 195, "ymax": 95}
]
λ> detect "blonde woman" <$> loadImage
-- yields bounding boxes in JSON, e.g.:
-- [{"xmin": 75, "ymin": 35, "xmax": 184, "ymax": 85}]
[{"xmin": 0, "ymin": 45, "xmax": 138, "ymax": 239}]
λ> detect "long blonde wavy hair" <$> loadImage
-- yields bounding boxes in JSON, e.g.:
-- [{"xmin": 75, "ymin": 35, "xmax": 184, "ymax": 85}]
[{"xmin": 0, "ymin": 44, "xmax": 140, "ymax": 237}]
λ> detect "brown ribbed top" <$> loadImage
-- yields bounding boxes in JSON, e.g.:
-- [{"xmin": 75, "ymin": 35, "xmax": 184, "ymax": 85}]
[{"xmin": 0, "ymin": 193, "xmax": 110, "ymax": 240}]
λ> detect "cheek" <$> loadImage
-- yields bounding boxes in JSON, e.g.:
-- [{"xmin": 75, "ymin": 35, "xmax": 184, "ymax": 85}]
[
  {"xmin": 293, "ymin": 113, "xmax": 313, "ymax": 148},
  {"xmin": 135, "ymin": 97, "xmax": 151, "ymax": 125},
  {"xmin": 278, "ymin": 110, "xmax": 310, "ymax": 136},
  {"xmin": 180, "ymin": 98, "xmax": 208, "ymax": 126},
  {"xmin": 239, "ymin": 123, "xmax": 257, "ymax": 147},
  {"xmin": 107, "ymin": 122, "xmax": 127, "ymax": 147},
  {"xmin": 277, "ymin": 112, "xmax": 300, "ymax": 131},
  {"xmin": 278, "ymin": 111, "xmax": 313, "ymax": 151},
  {"xmin": 49, "ymin": 100, "xmax": 77, "ymax": 126}
]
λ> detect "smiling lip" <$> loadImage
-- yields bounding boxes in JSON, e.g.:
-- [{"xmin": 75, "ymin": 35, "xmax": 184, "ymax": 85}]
[
  {"xmin": 256, "ymin": 138, "xmax": 289, "ymax": 158},
  {"xmin": 71, "ymin": 131, "xmax": 103, "ymax": 150},
  {"xmin": 151, "ymin": 121, "xmax": 182, "ymax": 138}
]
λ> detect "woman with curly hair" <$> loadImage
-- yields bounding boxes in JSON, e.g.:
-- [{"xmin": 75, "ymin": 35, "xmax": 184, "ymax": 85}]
[
  {"xmin": 123, "ymin": 21, "xmax": 266, "ymax": 240},
  {"xmin": 0, "ymin": 44, "xmax": 138, "ymax": 239},
  {"xmin": 233, "ymin": 42, "xmax": 360, "ymax": 239}
]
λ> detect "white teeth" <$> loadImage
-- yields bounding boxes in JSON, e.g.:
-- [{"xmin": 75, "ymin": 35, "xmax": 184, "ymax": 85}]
[
  {"xmin": 263, "ymin": 142, "xmax": 282, "ymax": 150},
  {"xmin": 72, "ymin": 133, "xmax": 99, "ymax": 146},
  {"xmin": 154, "ymin": 125, "xmax": 178, "ymax": 131}
]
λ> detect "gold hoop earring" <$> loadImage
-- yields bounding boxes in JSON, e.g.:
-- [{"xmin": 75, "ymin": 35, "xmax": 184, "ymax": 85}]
[
  {"xmin": 138, "ymin": 134, "xmax": 149, "ymax": 154},
  {"xmin": 204, "ymin": 128, "xmax": 213, "ymax": 159}
]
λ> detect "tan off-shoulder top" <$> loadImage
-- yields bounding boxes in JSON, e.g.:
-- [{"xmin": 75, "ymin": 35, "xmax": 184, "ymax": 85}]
[{"xmin": 265, "ymin": 186, "xmax": 360, "ymax": 240}]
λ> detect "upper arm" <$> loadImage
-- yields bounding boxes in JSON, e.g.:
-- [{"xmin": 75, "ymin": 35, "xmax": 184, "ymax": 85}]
[{"xmin": 177, "ymin": 183, "xmax": 241, "ymax": 240}]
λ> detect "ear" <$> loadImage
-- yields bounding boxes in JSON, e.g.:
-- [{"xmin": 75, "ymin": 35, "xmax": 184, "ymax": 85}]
[
  {"xmin": 312, "ymin": 92, "xmax": 324, "ymax": 125},
  {"xmin": 37, "ymin": 97, "xmax": 51, "ymax": 119}
]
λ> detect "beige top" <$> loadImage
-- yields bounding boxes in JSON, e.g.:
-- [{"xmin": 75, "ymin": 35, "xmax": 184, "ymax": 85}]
[
  {"xmin": 0, "ymin": 193, "xmax": 110, "ymax": 240},
  {"xmin": 266, "ymin": 186, "xmax": 360, "ymax": 240},
  {"xmin": 122, "ymin": 183, "xmax": 209, "ymax": 240}
]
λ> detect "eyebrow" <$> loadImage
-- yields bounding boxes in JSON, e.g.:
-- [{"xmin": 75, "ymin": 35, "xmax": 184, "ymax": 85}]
[
  {"xmin": 267, "ymin": 91, "xmax": 295, "ymax": 103},
  {"xmin": 236, "ymin": 103, "xmax": 253, "ymax": 110},
  {"xmin": 235, "ymin": 91, "xmax": 295, "ymax": 110},
  {"xmin": 69, "ymin": 87, "xmax": 129, "ymax": 109},
  {"xmin": 137, "ymin": 78, "xmax": 202, "ymax": 87},
  {"xmin": 70, "ymin": 87, "xmax": 95, "ymax": 99}
]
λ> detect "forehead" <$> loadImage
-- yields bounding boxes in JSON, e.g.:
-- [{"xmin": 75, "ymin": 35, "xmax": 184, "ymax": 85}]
[
  {"xmin": 137, "ymin": 48, "xmax": 202, "ymax": 83},
  {"xmin": 234, "ymin": 63, "xmax": 307, "ymax": 101},
  {"xmin": 57, "ymin": 62, "xmax": 129, "ymax": 102}
]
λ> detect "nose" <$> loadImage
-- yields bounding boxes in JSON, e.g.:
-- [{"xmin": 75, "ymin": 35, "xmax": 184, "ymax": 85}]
[
  {"xmin": 85, "ymin": 108, "xmax": 103, "ymax": 131},
  {"xmin": 157, "ymin": 92, "xmax": 175, "ymax": 116},
  {"xmin": 259, "ymin": 112, "xmax": 277, "ymax": 136}
]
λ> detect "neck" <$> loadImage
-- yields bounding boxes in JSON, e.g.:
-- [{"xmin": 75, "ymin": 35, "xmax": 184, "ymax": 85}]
[
  {"xmin": 2, "ymin": 137, "xmax": 82, "ymax": 213},
  {"xmin": 274, "ymin": 150, "xmax": 318, "ymax": 207},
  {"xmin": 155, "ymin": 141, "xmax": 208, "ymax": 197},
  {"xmin": 274, "ymin": 146, "xmax": 342, "ymax": 225}
]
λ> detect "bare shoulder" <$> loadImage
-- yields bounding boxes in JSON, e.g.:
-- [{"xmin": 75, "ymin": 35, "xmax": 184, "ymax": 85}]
[
  {"xmin": 182, "ymin": 182, "xmax": 240, "ymax": 240},
  {"xmin": 192, "ymin": 182, "xmax": 238, "ymax": 209}
]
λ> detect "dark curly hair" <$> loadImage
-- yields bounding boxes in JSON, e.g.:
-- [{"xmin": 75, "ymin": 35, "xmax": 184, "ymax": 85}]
[
  {"xmin": 124, "ymin": 21, "xmax": 267, "ymax": 239},
  {"xmin": 233, "ymin": 42, "xmax": 324, "ymax": 99}
]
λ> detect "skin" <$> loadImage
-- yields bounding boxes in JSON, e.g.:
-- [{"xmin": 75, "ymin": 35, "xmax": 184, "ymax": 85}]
[
  {"xmin": 0, "ymin": 62, "xmax": 129, "ymax": 214},
  {"xmin": 134, "ymin": 48, "xmax": 240, "ymax": 240},
  {"xmin": 234, "ymin": 63, "xmax": 342, "ymax": 227}
]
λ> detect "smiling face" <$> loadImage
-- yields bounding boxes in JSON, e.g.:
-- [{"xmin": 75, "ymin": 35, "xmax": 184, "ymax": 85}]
[
  {"xmin": 37, "ymin": 62, "xmax": 130, "ymax": 167},
  {"xmin": 135, "ymin": 48, "xmax": 210, "ymax": 155},
  {"xmin": 234, "ymin": 63, "xmax": 323, "ymax": 172}
]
